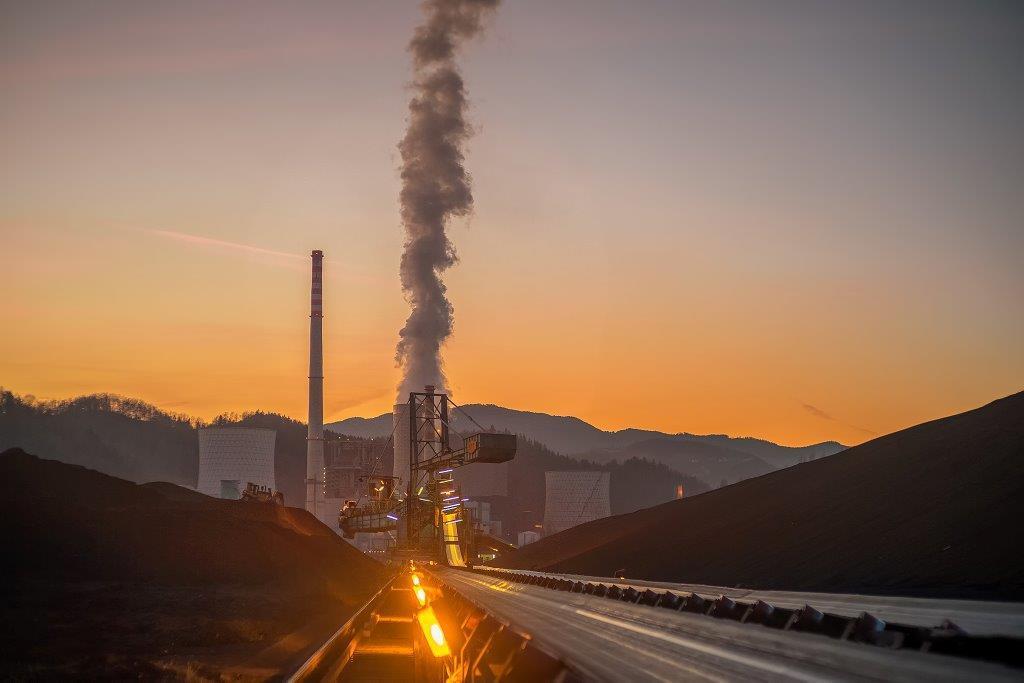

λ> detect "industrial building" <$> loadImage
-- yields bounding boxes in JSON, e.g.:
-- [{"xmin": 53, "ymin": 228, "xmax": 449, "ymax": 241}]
[
  {"xmin": 543, "ymin": 471, "xmax": 611, "ymax": 536},
  {"xmin": 517, "ymin": 530, "xmax": 540, "ymax": 547},
  {"xmin": 465, "ymin": 500, "xmax": 503, "ymax": 538},
  {"xmin": 197, "ymin": 427, "xmax": 276, "ymax": 499},
  {"xmin": 323, "ymin": 438, "xmax": 378, "ymax": 501}
]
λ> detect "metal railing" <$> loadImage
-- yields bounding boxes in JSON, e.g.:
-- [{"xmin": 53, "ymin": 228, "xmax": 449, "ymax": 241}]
[{"xmin": 286, "ymin": 575, "xmax": 398, "ymax": 682}]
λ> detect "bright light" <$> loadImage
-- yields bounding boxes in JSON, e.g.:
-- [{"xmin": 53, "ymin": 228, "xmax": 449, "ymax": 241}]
[
  {"xmin": 386, "ymin": 514, "xmax": 398, "ymax": 521},
  {"xmin": 438, "ymin": 468, "xmax": 454, "ymax": 474},
  {"xmin": 417, "ymin": 486, "xmax": 425, "ymax": 495},
  {"xmin": 411, "ymin": 574, "xmax": 421, "ymax": 587},
  {"xmin": 415, "ymin": 606, "xmax": 451, "ymax": 657},
  {"xmin": 441, "ymin": 490, "xmax": 454, "ymax": 496},
  {"xmin": 414, "ymin": 586, "xmax": 427, "ymax": 607}
]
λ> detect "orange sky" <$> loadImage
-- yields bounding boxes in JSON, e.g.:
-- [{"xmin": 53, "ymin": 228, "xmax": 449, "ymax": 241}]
[{"xmin": 2, "ymin": 1, "xmax": 1022, "ymax": 447}]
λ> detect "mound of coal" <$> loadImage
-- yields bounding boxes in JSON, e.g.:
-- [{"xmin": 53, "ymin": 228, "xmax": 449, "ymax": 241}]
[
  {"xmin": 0, "ymin": 449, "xmax": 387, "ymax": 678},
  {"xmin": 497, "ymin": 391, "xmax": 1024, "ymax": 600},
  {"xmin": 0, "ymin": 448, "xmax": 383, "ymax": 595}
]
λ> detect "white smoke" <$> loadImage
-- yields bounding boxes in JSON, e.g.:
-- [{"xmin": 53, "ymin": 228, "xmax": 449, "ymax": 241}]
[{"xmin": 395, "ymin": 0, "xmax": 500, "ymax": 400}]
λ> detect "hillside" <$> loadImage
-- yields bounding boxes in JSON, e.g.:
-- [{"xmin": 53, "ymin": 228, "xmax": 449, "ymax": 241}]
[
  {"xmin": 0, "ymin": 391, "xmax": 354, "ymax": 507},
  {"xmin": 494, "ymin": 391, "xmax": 1024, "ymax": 601},
  {"xmin": 328, "ymin": 403, "xmax": 845, "ymax": 488},
  {"xmin": 0, "ymin": 448, "xmax": 386, "ymax": 678}
]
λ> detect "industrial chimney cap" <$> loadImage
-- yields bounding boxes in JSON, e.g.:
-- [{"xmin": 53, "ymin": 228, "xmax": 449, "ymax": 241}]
[{"xmin": 311, "ymin": 250, "xmax": 323, "ymax": 257}]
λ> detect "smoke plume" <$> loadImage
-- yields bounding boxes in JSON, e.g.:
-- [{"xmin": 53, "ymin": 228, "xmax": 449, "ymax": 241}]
[{"xmin": 395, "ymin": 0, "xmax": 499, "ymax": 399}]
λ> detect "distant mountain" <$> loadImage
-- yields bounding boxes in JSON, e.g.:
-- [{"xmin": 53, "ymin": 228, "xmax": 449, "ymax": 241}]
[
  {"xmin": 598, "ymin": 438, "xmax": 775, "ymax": 488},
  {"xmin": 328, "ymin": 403, "xmax": 845, "ymax": 488},
  {"xmin": 495, "ymin": 391, "xmax": 1024, "ymax": 601}
]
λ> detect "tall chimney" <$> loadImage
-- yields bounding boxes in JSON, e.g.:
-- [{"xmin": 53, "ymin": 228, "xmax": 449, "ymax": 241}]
[{"xmin": 306, "ymin": 250, "xmax": 324, "ymax": 518}]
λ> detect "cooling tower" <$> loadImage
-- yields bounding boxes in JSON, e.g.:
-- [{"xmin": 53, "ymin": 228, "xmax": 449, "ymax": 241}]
[
  {"xmin": 543, "ymin": 471, "xmax": 611, "ymax": 536},
  {"xmin": 393, "ymin": 402, "xmax": 411, "ymax": 488},
  {"xmin": 197, "ymin": 427, "xmax": 276, "ymax": 498},
  {"xmin": 306, "ymin": 250, "xmax": 325, "ymax": 518}
]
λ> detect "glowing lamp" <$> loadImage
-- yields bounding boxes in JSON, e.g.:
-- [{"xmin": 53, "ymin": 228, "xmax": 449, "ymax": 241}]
[
  {"xmin": 411, "ymin": 574, "xmax": 421, "ymax": 587},
  {"xmin": 414, "ymin": 586, "xmax": 427, "ymax": 607},
  {"xmin": 416, "ymin": 606, "xmax": 451, "ymax": 657}
]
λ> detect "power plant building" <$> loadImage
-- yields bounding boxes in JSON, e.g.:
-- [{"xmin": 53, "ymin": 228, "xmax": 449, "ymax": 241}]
[
  {"xmin": 197, "ymin": 427, "xmax": 276, "ymax": 499},
  {"xmin": 543, "ymin": 471, "xmax": 610, "ymax": 536},
  {"xmin": 323, "ymin": 439, "xmax": 377, "ymax": 501},
  {"xmin": 518, "ymin": 530, "xmax": 540, "ymax": 547}
]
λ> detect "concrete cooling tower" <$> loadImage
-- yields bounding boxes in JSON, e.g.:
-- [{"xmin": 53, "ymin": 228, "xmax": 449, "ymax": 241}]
[
  {"xmin": 393, "ymin": 402, "xmax": 411, "ymax": 487},
  {"xmin": 543, "ymin": 471, "xmax": 611, "ymax": 536},
  {"xmin": 197, "ymin": 427, "xmax": 276, "ymax": 499}
]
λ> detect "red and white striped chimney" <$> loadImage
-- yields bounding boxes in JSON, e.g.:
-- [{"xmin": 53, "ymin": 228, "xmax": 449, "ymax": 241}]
[{"xmin": 306, "ymin": 250, "xmax": 325, "ymax": 518}]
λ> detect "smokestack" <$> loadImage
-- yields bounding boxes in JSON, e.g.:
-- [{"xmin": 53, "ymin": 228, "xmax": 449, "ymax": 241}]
[{"xmin": 306, "ymin": 250, "xmax": 324, "ymax": 518}]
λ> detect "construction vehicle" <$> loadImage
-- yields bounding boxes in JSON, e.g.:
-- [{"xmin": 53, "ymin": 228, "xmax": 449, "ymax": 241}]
[{"xmin": 241, "ymin": 482, "xmax": 284, "ymax": 505}]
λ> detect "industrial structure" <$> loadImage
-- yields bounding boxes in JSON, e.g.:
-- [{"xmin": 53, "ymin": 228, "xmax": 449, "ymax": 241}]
[
  {"xmin": 197, "ymin": 427, "xmax": 276, "ymax": 499},
  {"xmin": 543, "ymin": 470, "xmax": 610, "ymax": 536},
  {"xmin": 517, "ymin": 530, "xmax": 540, "ymax": 546},
  {"xmin": 339, "ymin": 387, "xmax": 517, "ymax": 565},
  {"xmin": 305, "ymin": 249, "xmax": 325, "ymax": 523}
]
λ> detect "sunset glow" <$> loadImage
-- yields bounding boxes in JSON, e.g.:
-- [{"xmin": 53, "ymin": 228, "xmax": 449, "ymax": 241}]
[{"xmin": 3, "ymin": 1, "xmax": 1022, "ymax": 446}]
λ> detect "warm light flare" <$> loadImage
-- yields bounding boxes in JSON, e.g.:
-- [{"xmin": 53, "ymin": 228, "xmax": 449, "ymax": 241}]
[
  {"xmin": 415, "ymin": 606, "xmax": 451, "ymax": 658},
  {"xmin": 414, "ymin": 586, "xmax": 427, "ymax": 607}
]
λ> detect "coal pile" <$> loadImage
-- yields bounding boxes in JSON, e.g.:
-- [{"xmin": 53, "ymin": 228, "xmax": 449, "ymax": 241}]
[
  {"xmin": 0, "ymin": 449, "xmax": 387, "ymax": 678},
  {"xmin": 496, "ymin": 392, "xmax": 1024, "ymax": 601}
]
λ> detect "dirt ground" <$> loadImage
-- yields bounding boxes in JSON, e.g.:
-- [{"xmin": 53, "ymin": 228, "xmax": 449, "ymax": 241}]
[{"xmin": 1, "ymin": 580, "xmax": 357, "ymax": 680}]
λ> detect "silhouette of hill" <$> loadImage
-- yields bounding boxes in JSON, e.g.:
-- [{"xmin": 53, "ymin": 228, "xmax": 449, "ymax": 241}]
[
  {"xmin": 328, "ymin": 403, "xmax": 845, "ymax": 489},
  {"xmin": 0, "ymin": 391, "xmax": 343, "ymax": 507},
  {"xmin": 494, "ymin": 391, "xmax": 1024, "ymax": 600}
]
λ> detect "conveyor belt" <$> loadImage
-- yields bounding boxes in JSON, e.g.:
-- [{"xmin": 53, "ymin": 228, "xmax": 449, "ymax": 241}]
[{"xmin": 435, "ymin": 568, "xmax": 1021, "ymax": 682}]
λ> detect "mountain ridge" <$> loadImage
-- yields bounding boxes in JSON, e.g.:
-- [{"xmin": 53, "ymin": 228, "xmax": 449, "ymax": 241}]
[{"xmin": 327, "ymin": 403, "xmax": 845, "ymax": 486}]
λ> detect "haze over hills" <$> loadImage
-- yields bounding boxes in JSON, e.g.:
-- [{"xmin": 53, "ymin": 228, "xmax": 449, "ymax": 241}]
[
  {"xmin": 329, "ymin": 403, "xmax": 845, "ymax": 487},
  {"xmin": 0, "ymin": 390, "xmax": 710, "ymax": 532},
  {"xmin": 494, "ymin": 391, "xmax": 1024, "ymax": 601}
]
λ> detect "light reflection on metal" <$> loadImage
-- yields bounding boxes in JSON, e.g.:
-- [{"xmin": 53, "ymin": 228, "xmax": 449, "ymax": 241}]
[{"xmin": 416, "ymin": 606, "xmax": 451, "ymax": 657}]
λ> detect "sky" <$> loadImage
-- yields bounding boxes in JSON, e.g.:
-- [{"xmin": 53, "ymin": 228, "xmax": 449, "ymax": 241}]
[{"xmin": 2, "ymin": 0, "xmax": 1022, "ymax": 446}]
